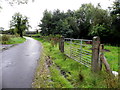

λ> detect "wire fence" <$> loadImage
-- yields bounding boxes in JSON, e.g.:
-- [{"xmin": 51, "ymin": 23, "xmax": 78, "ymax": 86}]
[{"xmin": 64, "ymin": 38, "xmax": 92, "ymax": 68}]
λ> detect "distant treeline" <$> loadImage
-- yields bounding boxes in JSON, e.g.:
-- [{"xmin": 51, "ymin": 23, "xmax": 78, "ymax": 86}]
[
  {"xmin": 0, "ymin": 30, "xmax": 38, "ymax": 35},
  {"xmin": 0, "ymin": 30, "xmax": 12, "ymax": 34},
  {"xmin": 39, "ymin": 2, "xmax": 120, "ymax": 45}
]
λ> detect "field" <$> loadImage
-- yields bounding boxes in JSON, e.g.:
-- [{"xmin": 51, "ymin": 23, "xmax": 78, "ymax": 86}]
[
  {"xmin": 32, "ymin": 37, "xmax": 118, "ymax": 88},
  {"xmin": 0, "ymin": 34, "xmax": 26, "ymax": 44},
  {"xmin": 63, "ymin": 39, "xmax": 118, "ymax": 72},
  {"xmin": 104, "ymin": 45, "xmax": 118, "ymax": 71},
  {"xmin": 64, "ymin": 40, "xmax": 118, "ymax": 71}
]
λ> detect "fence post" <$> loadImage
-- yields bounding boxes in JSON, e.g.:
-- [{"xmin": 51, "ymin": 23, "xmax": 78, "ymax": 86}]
[
  {"xmin": 92, "ymin": 36, "xmax": 101, "ymax": 72},
  {"xmin": 59, "ymin": 37, "xmax": 64, "ymax": 53},
  {"xmin": 100, "ymin": 44, "xmax": 113, "ymax": 74},
  {"xmin": 80, "ymin": 39, "xmax": 83, "ymax": 61},
  {"xmin": 99, "ymin": 44, "xmax": 103, "ymax": 71}
]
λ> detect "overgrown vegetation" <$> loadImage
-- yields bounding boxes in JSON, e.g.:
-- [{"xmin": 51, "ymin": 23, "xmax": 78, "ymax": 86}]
[
  {"xmin": 0, "ymin": 34, "xmax": 26, "ymax": 44},
  {"xmin": 32, "ymin": 37, "xmax": 118, "ymax": 88}
]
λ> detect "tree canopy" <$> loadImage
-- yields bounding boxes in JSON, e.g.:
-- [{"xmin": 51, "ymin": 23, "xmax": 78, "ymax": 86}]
[
  {"xmin": 10, "ymin": 12, "xmax": 30, "ymax": 37},
  {"xmin": 110, "ymin": 0, "xmax": 120, "ymax": 44},
  {"xmin": 39, "ymin": 2, "xmax": 120, "ymax": 45}
]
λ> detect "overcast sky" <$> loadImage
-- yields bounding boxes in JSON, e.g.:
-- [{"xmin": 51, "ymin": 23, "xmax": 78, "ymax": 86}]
[{"xmin": 0, "ymin": 0, "xmax": 115, "ymax": 31}]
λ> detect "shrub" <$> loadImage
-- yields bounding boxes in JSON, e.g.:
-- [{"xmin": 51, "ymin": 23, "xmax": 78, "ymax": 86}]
[{"xmin": 2, "ymin": 35, "xmax": 10, "ymax": 41}]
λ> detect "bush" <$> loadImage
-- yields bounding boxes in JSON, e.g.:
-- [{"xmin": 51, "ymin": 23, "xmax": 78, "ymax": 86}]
[{"xmin": 2, "ymin": 35, "xmax": 10, "ymax": 41}]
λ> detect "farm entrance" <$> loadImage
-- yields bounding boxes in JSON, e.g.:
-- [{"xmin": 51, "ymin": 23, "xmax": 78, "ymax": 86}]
[{"xmin": 64, "ymin": 38, "xmax": 92, "ymax": 68}]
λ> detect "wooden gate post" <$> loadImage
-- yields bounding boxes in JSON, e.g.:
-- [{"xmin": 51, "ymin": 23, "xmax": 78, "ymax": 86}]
[
  {"xmin": 92, "ymin": 36, "xmax": 101, "ymax": 72},
  {"xmin": 59, "ymin": 36, "xmax": 64, "ymax": 53},
  {"xmin": 100, "ymin": 44, "xmax": 113, "ymax": 74}
]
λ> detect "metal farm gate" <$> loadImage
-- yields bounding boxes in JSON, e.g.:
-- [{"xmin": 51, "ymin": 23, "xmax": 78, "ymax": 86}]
[
  {"xmin": 64, "ymin": 38, "xmax": 92, "ymax": 68},
  {"xmin": 59, "ymin": 36, "xmax": 112, "ymax": 73}
]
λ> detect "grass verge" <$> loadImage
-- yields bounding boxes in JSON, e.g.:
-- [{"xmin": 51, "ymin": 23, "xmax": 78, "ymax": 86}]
[
  {"xmin": 32, "ymin": 51, "xmax": 51, "ymax": 88},
  {"xmin": 32, "ymin": 37, "xmax": 118, "ymax": 88},
  {"xmin": 0, "ymin": 34, "xmax": 26, "ymax": 44}
]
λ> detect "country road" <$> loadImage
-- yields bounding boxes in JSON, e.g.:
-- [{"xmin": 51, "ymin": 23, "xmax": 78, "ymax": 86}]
[{"xmin": 2, "ymin": 37, "xmax": 42, "ymax": 88}]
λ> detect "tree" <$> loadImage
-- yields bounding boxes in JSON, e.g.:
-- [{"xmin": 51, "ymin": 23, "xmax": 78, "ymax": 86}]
[
  {"xmin": 10, "ymin": 13, "xmax": 30, "ymax": 37},
  {"xmin": 51, "ymin": 9, "xmax": 69, "ymax": 36},
  {"xmin": 65, "ymin": 16, "xmax": 78, "ymax": 38},
  {"xmin": 74, "ymin": 4, "xmax": 96, "ymax": 38},
  {"xmin": 39, "ymin": 10, "xmax": 52, "ymax": 35},
  {"xmin": 39, "ymin": 3, "xmax": 117, "ymax": 45},
  {"xmin": 110, "ymin": 0, "xmax": 120, "ymax": 44},
  {"xmin": 89, "ymin": 24, "xmax": 112, "ymax": 42}
]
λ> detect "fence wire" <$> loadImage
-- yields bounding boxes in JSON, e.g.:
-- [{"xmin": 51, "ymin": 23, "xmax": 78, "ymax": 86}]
[{"xmin": 64, "ymin": 38, "xmax": 92, "ymax": 68}]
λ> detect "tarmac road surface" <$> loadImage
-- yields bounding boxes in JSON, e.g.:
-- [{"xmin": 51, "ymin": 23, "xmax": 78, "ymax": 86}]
[{"xmin": 2, "ymin": 37, "xmax": 42, "ymax": 88}]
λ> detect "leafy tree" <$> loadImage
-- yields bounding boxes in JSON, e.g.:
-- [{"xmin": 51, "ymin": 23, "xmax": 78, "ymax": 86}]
[
  {"xmin": 66, "ymin": 16, "xmax": 78, "ymax": 38},
  {"xmin": 110, "ymin": 0, "xmax": 120, "ymax": 44},
  {"xmin": 40, "ymin": 4, "xmax": 111, "ymax": 38},
  {"xmin": 39, "ymin": 2, "xmax": 119, "ymax": 45},
  {"xmin": 39, "ymin": 10, "xmax": 52, "ymax": 35},
  {"xmin": 9, "ymin": 28, "xmax": 15, "ymax": 34},
  {"xmin": 89, "ymin": 24, "xmax": 112, "ymax": 42},
  {"xmin": 10, "ymin": 13, "xmax": 30, "ymax": 37},
  {"xmin": 50, "ymin": 9, "xmax": 65, "ymax": 35},
  {"xmin": 39, "ymin": 9, "xmax": 70, "ymax": 37}
]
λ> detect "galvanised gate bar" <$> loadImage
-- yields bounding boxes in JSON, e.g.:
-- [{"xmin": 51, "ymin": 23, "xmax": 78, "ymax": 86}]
[{"xmin": 64, "ymin": 38, "xmax": 92, "ymax": 68}]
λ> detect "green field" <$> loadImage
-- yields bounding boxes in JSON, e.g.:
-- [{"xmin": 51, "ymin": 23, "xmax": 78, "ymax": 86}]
[
  {"xmin": 64, "ymin": 42, "xmax": 118, "ymax": 71},
  {"xmin": 0, "ymin": 34, "xmax": 26, "ymax": 44},
  {"xmin": 104, "ymin": 45, "xmax": 118, "ymax": 71},
  {"xmin": 32, "ymin": 37, "xmax": 118, "ymax": 88}
]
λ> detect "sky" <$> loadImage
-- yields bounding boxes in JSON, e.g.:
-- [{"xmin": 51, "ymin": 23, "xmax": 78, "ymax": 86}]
[{"xmin": 0, "ymin": 0, "xmax": 115, "ymax": 31}]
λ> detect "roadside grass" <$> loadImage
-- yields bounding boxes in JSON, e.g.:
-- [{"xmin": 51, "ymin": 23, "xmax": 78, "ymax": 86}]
[
  {"xmin": 33, "ymin": 37, "xmax": 118, "ymax": 88},
  {"xmin": 31, "ymin": 34, "xmax": 41, "ymax": 37},
  {"xmin": 6, "ymin": 37, "xmax": 26, "ymax": 44},
  {"xmin": 32, "ymin": 51, "xmax": 52, "ymax": 88},
  {"xmin": 0, "ymin": 34, "xmax": 26, "ymax": 44},
  {"xmin": 49, "ymin": 65, "xmax": 74, "ymax": 88},
  {"xmin": 32, "ymin": 38, "xmax": 74, "ymax": 88},
  {"xmin": 25, "ymin": 33, "xmax": 41, "ymax": 37}
]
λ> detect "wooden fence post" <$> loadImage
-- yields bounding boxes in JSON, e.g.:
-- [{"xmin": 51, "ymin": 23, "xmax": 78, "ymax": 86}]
[
  {"xmin": 100, "ymin": 44, "xmax": 113, "ymax": 75},
  {"xmin": 99, "ymin": 44, "xmax": 103, "ymax": 71},
  {"xmin": 59, "ymin": 38, "xmax": 61, "ymax": 51},
  {"xmin": 92, "ymin": 36, "xmax": 101, "ymax": 72},
  {"xmin": 59, "ymin": 37, "xmax": 64, "ymax": 53}
]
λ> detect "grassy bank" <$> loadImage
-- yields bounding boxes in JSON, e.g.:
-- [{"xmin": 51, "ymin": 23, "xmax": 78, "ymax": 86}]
[
  {"xmin": 32, "ymin": 37, "xmax": 118, "ymax": 88},
  {"xmin": 0, "ymin": 34, "xmax": 26, "ymax": 44}
]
